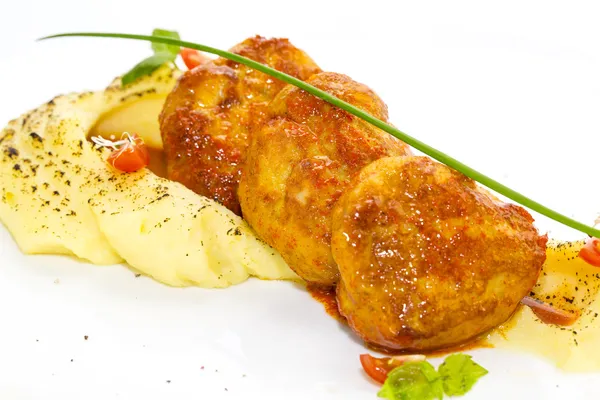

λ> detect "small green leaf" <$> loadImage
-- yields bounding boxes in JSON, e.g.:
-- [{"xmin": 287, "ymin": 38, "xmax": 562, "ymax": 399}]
[
  {"xmin": 438, "ymin": 354, "xmax": 488, "ymax": 396},
  {"xmin": 121, "ymin": 53, "xmax": 173, "ymax": 86},
  {"xmin": 151, "ymin": 28, "xmax": 180, "ymax": 56},
  {"xmin": 378, "ymin": 361, "xmax": 443, "ymax": 400},
  {"xmin": 120, "ymin": 28, "xmax": 180, "ymax": 86}
]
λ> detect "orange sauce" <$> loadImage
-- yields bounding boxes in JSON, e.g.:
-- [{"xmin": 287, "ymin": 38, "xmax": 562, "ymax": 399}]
[
  {"xmin": 146, "ymin": 147, "xmax": 167, "ymax": 178},
  {"xmin": 306, "ymin": 283, "xmax": 345, "ymax": 322}
]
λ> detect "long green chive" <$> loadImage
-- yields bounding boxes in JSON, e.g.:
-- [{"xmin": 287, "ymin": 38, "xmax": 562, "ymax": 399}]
[{"xmin": 39, "ymin": 32, "xmax": 600, "ymax": 239}]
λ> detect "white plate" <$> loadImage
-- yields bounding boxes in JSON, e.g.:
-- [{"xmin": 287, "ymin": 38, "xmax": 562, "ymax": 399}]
[{"xmin": 1, "ymin": 1, "xmax": 600, "ymax": 399}]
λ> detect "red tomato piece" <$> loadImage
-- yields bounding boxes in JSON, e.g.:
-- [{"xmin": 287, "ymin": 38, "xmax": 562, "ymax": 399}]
[
  {"xmin": 107, "ymin": 133, "xmax": 149, "ymax": 173},
  {"xmin": 579, "ymin": 237, "xmax": 600, "ymax": 267},
  {"xmin": 359, "ymin": 354, "xmax": 426, "ymax": 385},
  {"xmin": 520, "ymin": 296, "xmax": 579, "ymax": 326},
  {"xmin": 180, "ymin": 48, "xmax": 210, "ymax": 69}
]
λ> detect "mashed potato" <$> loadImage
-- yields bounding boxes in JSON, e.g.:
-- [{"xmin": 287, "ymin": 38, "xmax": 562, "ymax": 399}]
[
  {"xmin": 0, "ymin": 65, "xmax": 298, "ymax": 287},
  {"xmin": 488, "ymin": 241, "xmax": 600, "ymax": 371}
]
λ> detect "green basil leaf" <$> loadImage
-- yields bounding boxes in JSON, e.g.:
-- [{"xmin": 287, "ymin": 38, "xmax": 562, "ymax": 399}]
[
  {"xmin": 438, "ymin": 353, "xmax": 488, "ymax": 396},
  {"xmin": 378, "ymin": 361, "xmax": 444, "ymax": 400},
  {"xmin": 151, "ymin": 28, "xmax": 180, "ymax": 57},
  {"xmin": 121, "ymin": 52, "xmax": 173, "ymax": 86}
]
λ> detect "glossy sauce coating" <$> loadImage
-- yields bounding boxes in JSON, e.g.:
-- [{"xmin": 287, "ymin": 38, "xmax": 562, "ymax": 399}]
[
  {"xmin": 331, "ymin": 156, "xmax": 547, "ymax": 351},
  {"xmin": 239, "ymin": 72, "xmax": 411, "ymax": 285},
  {"xmin": 160, "ymin": 36, "xmax": 321, "ymax": 214}
]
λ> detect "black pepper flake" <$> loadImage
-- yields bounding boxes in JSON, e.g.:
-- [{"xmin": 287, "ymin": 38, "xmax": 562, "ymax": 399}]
[
  {"xmin": 84, "ymin": 335, "xmax": 88, "ymax": 340},
  {"xmin": 53, "ymin": 191, "xmax": 60, "ymax": 196},
  {"xmin": 7, "ymin": 147, "xmax": 18, "ymax": 157},
  {"xmin": 30, "ymin": 132, "xmax": 43, "ymax": 142},
  {"xmin": 13, "ymin": 164, "xmax": 21, "ymax": 171},
  {"xmin": 32, "ymin": 185, "xmax": 37, "ymax": 193}
]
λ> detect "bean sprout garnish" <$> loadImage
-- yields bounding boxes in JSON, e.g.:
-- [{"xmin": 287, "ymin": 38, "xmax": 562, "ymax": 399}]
[{"xmin": 91, "ymin": 132, "xmax": 137, "ymax": 150}]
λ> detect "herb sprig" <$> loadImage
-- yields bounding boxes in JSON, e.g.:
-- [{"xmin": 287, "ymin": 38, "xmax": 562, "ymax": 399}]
[
  {"xmin": 121, "ymin": 29, "xmax": 180, "ymax": 86},
  {"xmin": 38, "ymin": 32, "xmax": 600, "ymax": 239}
]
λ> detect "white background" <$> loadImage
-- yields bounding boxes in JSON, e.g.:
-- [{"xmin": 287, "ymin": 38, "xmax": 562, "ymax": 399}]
[{"xmin": 1, "ymin": 0, "xmax": 600, "ymax": 399}]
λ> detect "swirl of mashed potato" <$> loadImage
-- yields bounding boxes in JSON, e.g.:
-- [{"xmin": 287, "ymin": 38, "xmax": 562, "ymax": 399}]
[{"xmin": 0, "ymin": 65, "xmax": 298, "ymax": 288}]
